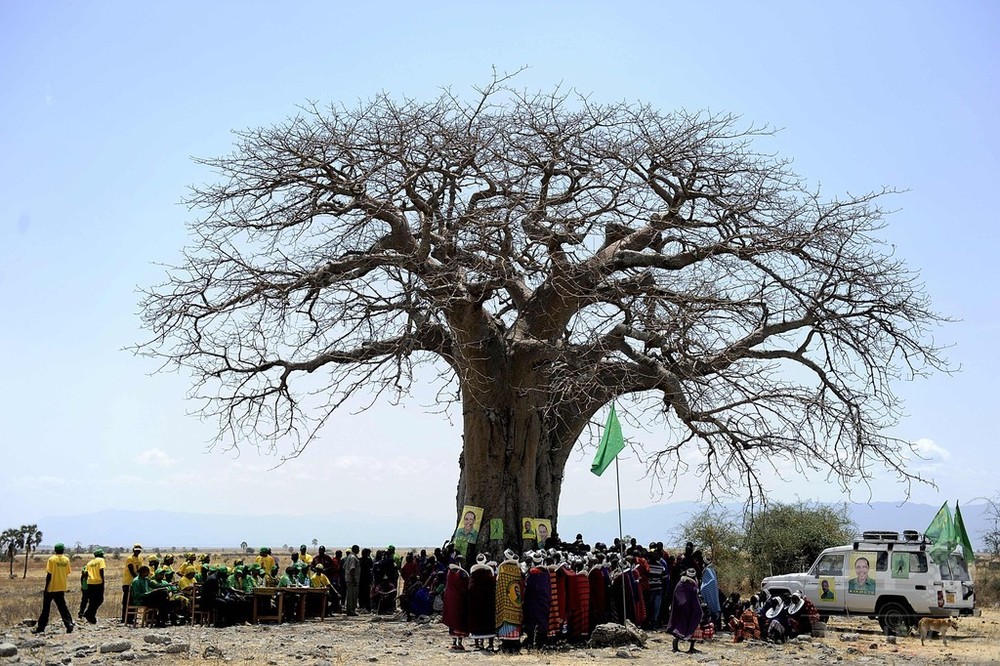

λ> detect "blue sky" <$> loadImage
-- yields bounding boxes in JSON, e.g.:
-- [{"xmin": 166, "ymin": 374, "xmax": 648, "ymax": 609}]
[{"xmin": 2, "ymin": 1, "xmax": 998, "ymax": 532}]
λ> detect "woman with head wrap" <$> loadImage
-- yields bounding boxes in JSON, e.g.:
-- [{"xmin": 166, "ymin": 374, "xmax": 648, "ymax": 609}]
[{"xmin": 666, "ymin": 568, "xmax": 703, "ymax": 654}]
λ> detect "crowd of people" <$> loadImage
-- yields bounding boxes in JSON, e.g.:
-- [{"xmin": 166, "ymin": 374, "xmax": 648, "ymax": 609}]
[
  {"xmin": 434, "ymin": 535, "xmax": 820, "ymax": 652},
  {"xmin": 31, "ymin": 534, "xmax": 820, "ymax": 654}
]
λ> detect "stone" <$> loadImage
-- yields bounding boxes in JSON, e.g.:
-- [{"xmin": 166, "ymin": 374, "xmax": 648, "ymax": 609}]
[
  {"xmin": 589, "ymin": 623, "xmax": 632, "ymax": 648},
  {"xmin": 119, "ymin": 651, "xmax": 136, "ymax": 661},
  {"xmin": 885, "ymin": 635, "xmax": 897, "ymax": 645},
  {"xmin": 21, "ymin": 619, "xmax": 36, "ymax": 627},
  {"xmin": 142, "ymin": 634, "xmax": 171, "ymax": 645},
  {"xmin": 0, "ymin": 643, "xmax": 17, "ymax": 658},
  {"xmin": 19, "ymin": 638, "xmax": 46, "ymax": 649},
  {"xmin": 99, "ymin": 641, "xmax": 132, "ymax": 654},
  {"xmin": 624, "ymin": 620, "xmax": 648, "ymax": 648},
  {"xmin": 164, "ymin": 643, "xmax": 190, "ymax": 654},
  {"xmin": 615, "ymin": 648, "xmax": 633, "ymax": 658},
  {"xmin": 839, "ymin": 633, "xmax": 859, "ymax": 642},
  {"xmin": 203, "ymin": 645, "xmax": 225, "ymax": 659}
]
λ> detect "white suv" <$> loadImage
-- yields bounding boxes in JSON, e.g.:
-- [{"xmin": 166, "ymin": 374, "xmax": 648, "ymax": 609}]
[{"xmin": 761, "ymin": 530, "xmax": 976, "ymax": 634}]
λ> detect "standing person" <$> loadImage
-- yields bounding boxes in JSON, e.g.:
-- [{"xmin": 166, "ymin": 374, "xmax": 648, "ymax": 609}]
[
  {"xmin": 343, "ymin": 544, "xmax": 361, "ymax": 616},
  {"xmin": 359, "ymin": 548, "xmax": 374, "ymax": 612},
  {"xmin": 666, "ymin": 568, "xmax": 703, "ymax": 654},
  {"xmin": 83, "ymin": 549, "xmax": 106, "ymax": 624},
  {"xmin": 299, "ymin": 544, "xmax": 312, "ymax": 565},
  {"xmin": 78, "ymin": 564, "xmax": 90, "ymax": 620},
  {"xmin": 122, "ymin": 543, "xmax": 144, "ymax": 622},
  {"xmin": 32, "ymin": 543, "xmax": 74, "ymax": 634}
]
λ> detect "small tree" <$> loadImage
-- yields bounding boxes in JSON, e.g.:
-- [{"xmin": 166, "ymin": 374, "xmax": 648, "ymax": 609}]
[
  {"xmin": 677, "ymin": 507, "xmax": 749, "ymax": 593},
  {"xmin": 1, "ymin": 528, "xmax": 21, "ymax": 579},
  {"xmin": 20, "ymin": 525, "xmax": 43, "ymax": 578},
  {"xmin": 744, "ymin": 502, "xmax": 854, "ymax": 586},
  {"xmin": 311, "ymin": 538, "xmax": 318, "ymax": 548},
  {"xmin": 240, "ymin": 541, "xmax": 248, "ymax": 551}
]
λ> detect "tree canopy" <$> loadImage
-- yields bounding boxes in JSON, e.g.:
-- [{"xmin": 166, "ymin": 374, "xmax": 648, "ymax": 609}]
[{"xmin": 138, "ymin": 76, "xmax": 948, "ymax": 545}]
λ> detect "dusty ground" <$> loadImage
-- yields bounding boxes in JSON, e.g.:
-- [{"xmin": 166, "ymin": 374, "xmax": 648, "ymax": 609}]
[
  {"xmin": 3, "ymin": 557, "xmax": 998, "ymax": 664},
  {"xmin": 1, "ymin": 609, "xmax": 998, "ymax": 665}
]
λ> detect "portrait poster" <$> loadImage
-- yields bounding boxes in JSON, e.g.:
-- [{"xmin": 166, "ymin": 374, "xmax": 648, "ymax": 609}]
[
  {"xmin": 521, "ymin": 517, "xmax": 536, "ymax": 540},
  {"xmin": 891, "ymin": 552, "xmax": 910, "ymax": 579},
  {"xmin": 489, "ymin": 518, "xmax": 504, "ymax": 541},
  {"xmin": 453, "ymin": 505, "xmax": 483, "ymax": 555},
  {"xmin": 848, "ymin": 552, "xmax": 876, "ymax": 595},
  {"xmin": 818, "ymin": 577, "xmax": 836, "ymax": 602},
  {"xmin": 533, "ymin": 518, "xmax": 552, "ymax": 546}
]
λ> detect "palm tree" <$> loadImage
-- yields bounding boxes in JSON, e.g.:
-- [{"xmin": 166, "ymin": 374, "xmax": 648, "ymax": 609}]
[
  {"xmin": 20, "ymin": 524, "xmax": 42, "ymax": 579},
  {"xmin": 1, "ymin": 528, "xmax": 20, "ymax": 579}
]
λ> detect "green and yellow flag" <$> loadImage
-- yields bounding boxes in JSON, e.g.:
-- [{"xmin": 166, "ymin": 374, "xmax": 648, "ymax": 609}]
[
  {"xmin": 925, "ymin": 501, "xmax": 956, "ymax": 564},
  {"xmin": 954, "ymin": 502, "xmax": 975, "ymax": 564},
  {"xmin": 591, "ymin": 404, "xmax": 626, "ymax": 476}
]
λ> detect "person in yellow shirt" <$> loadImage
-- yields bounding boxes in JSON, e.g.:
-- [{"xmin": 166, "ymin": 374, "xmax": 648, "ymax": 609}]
[
  {"xmin": 310, "ymin": 564, "xmax": 331, "ymax": 589},
  {"xmin": 122, "ymin": 543, "xmax": 144, "ymax": 622},
  {"xmin": 299, "ymin": 544, "xmax": 312, "ymax": 565},
  {"xmin": 32, "ymin": 543, "xmax": 74, "ymax": 634},
  {"xmin": 255, "ymin": 547, "xmax": 277, "ymax": 574},
  {"xmin": 83, "ymin": 548, "xmax": 106, "ymax": 624},
  {"xmin": 179, "ymin": 552, "xmax": 198, "ymax": 576}
]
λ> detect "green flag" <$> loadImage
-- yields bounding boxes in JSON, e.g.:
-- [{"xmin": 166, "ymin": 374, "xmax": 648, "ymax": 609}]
[
  {"xmin": 955, "ymin": 502, "xmax": 975, "ymax": 564},
  {"xmin": 925, "ymin": 501, "xmax": 956, "ymax": 564},
  {"xmin": 591, "ymin": 404, "xmax": 626, "ymax": 476}
]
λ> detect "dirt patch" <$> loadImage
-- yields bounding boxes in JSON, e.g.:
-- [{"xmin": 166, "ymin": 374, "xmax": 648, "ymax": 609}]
[{"xmin": 2, "ymin": 609, "xmax": 997, "ymax": 665}]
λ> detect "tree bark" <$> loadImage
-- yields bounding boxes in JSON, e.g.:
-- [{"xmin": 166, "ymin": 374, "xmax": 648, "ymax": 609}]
[{"xmin": 455, "ymin": 394, "xmax": 582, "ymax": 556}]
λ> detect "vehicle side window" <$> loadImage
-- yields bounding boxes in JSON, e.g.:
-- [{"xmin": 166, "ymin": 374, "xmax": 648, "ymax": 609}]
[
  {"xmin": 876, "ymin": 551, "xmax": 888, "ymax": 571},
  {"xmin": 815, "ymin": 554, "xmax": 844, "ymax": 576},
  {"xmin": 910, "ymin": 553, "xmax": 928, "ymax": 574}
]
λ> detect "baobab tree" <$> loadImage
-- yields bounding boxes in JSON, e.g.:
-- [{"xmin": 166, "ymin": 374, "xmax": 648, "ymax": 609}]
[{"xmin": 138, "ymin": 77, "xmax": 947, "ymax": 552}]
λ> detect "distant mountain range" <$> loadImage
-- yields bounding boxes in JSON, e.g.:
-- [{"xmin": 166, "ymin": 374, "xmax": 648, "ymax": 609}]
[{"xmin": 33, "ymin": 501, "xmax": 993, "ymax": 552}]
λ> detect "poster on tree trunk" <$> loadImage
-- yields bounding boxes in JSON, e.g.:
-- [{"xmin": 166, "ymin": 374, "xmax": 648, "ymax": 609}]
[
  {"xmin": 534, "ymin": 518, "xmax": 551, "ymax": 546},
  {"xmin": 489, "ymin": 518, "xmax": 504, "ymax": 541},
  {"xmin": 453, "ymin": 505, "xmax": 483, "ymax": 555},
  {"xmin": 521, "ymin": 517, "xmax": 536, "ymax": 540}
]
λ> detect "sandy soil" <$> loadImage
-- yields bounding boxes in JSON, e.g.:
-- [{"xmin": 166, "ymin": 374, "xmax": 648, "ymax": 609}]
[{"xmin": 2, "ymin": 608, "xmax": 998, "ymax": 665}]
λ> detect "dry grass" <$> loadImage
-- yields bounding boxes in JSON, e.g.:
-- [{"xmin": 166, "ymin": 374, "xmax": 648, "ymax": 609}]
[{"xmin": 0, "ymin": 550, "xmax": 257, "ymax": 625}]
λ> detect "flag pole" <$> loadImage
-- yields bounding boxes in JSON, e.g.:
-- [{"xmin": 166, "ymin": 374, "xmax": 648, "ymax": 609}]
[{"xmin": 616, "ymin": 455, "xmax": 627, "ymax": 624}]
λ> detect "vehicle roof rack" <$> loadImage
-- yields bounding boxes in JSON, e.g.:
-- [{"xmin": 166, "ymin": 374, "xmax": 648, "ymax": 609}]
[{"xmin": 853, "ymin": 530, "xmax": 930, "ymax": 549}]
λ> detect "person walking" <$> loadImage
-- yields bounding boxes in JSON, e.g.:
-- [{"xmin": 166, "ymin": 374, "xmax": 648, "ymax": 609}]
[
  {"xmin": 83, "ymin": 549, "xmax": 106, "ymax": 624},
  {"xmin": 32, "ymin": 543, "xmax": 75, "ymax": 634},
  {"xmin": 343, "ymin": 545, "xmax": 360, "ymax": 616}
]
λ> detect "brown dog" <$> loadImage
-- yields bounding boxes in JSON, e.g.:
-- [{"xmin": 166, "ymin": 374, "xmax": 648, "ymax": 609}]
[{"xmin": 917, "ymin": 617, "xmax": 960, "ymax": 646}]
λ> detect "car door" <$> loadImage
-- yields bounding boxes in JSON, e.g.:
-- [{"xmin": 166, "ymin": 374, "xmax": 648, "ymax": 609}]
[{"xmin": 809, "ymin": 552, "xmax": 846, "ymax": 614}]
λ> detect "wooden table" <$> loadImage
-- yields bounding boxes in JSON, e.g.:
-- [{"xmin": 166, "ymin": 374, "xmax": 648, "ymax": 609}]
[
  {"xmin": 251, "ymin": 587, "xmax": 284, "ymax": 624},
  {"xmin": 276, "ymin": 586, "xmax": 329, "ymax": 621}
]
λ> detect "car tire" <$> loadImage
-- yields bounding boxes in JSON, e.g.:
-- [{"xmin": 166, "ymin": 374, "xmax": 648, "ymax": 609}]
[{"xmin": 877, "ymin": 601, "xmax": 912, "ymax": 635}]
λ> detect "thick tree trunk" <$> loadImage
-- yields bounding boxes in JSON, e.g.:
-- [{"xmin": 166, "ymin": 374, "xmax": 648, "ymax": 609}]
[{"xmin": 454, "ymin": 397, "xmax": 579, "ymax": 556}]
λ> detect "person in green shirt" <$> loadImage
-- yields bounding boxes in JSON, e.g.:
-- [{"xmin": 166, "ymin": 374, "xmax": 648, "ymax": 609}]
[
  {"xmin": 129, "ymin": 566, "xmax": 169, "ymax": 627},
  {"xmin": 278, "ymin": 566, "xmax": 297, "ymax": 588}
]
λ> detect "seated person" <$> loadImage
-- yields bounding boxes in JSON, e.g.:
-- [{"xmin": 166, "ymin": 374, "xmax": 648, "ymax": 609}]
[
  {"xmin": 278, "ymin": 566, "xmax": 297, "ymax": 588},
  {"xmin": 371, "ymin": 575, "xmax": 398, "ymax": 615},
  {"xmin": 177, "ymin": 569, "xmax": 197, "ymax": 592},
  {"xmin": 149, "ymin": 568, "xmax": 187, "ymax": 625},
  {"xmin": 179, "ymin": 553, "xmax": 199, "ymax": 576},
  {"xmin": 129, "ymin": 566, "xmax": 170, "ymax": 627}
]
